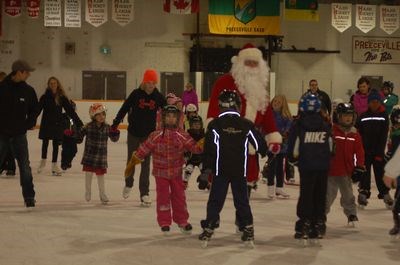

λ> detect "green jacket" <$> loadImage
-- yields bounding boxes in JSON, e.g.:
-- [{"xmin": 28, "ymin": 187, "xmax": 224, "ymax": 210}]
[{"xmin": 384, "ymin": 93, "xmax": 399, "ymax": 116}]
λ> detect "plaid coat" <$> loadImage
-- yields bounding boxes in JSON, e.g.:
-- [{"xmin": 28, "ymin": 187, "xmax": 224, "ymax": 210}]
[
  {"xmin": 80, "ymin": 122, "xmax": 119, "ymax": 169},
  {"xmin": 135, "ymin": 128, "xmax": 202, "ymax": 179}
]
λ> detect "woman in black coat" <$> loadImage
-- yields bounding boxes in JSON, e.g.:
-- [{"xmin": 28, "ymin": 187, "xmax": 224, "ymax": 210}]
[{"xmin": 37, "ymin": 76, "xmax": 83, "ymax": 175}]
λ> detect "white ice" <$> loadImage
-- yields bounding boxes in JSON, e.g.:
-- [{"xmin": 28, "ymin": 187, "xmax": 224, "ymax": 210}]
[{"xmin": 0, "ymin": 130, "xmax": 399, "ymax": 265}]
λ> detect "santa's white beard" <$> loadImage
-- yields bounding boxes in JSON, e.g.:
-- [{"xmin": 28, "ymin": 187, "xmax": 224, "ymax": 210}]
[{"xmin": 231, "ymin": 59, "xmax": 270, "ymax": 114}]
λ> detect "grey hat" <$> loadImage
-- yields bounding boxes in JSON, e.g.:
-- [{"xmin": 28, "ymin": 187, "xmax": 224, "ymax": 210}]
[{"xmin": 11, "ymin": 60, "xmax": 35, "ymax": 72}]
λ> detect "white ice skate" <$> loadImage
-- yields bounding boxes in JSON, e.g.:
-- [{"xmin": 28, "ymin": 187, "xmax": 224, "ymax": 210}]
[
  {"xmin": 37, "ymin": 159, "xmax": 46, "ymax": 174},
  {"xmin": 141, "ymin": 195, "xmax": 152, "ymax": 207},
  {"xmin": 51, "ymin": 163, "xmax": 62, "ymax": 176},
  {"xmin": 267, "ymin": 186, "xmax": 275, "ymax": 200},
  {"xmin": 275, "ymin": 187, "xmax": 290, "ymax": 199},
  {"xmin": 122, "ymin": 187, "xmax": 132, "ymax": 199},
  {"xmin": 100, "ymin": 193, "xmax": 109, "ymax": 205}
]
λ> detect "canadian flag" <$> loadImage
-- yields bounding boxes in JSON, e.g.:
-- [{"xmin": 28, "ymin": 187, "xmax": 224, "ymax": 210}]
[{"xmin": 163, "ymin": 0, "xmax": 199, "ymax": 14}]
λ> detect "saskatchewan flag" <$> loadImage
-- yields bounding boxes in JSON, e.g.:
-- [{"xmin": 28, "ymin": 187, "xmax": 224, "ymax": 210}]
[
  {"xmin": 284, "ymin": 0, "xmax": 319, "ymax": 21},
  {"xmin": 208, "ymin": 0, "xmax": 280, "ymax": 35}
]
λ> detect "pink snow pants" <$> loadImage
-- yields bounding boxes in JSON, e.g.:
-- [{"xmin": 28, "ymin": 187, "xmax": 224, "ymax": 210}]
[{"xmin": 155, "ymin": 176, "xmax": 189, "ymax": 227}]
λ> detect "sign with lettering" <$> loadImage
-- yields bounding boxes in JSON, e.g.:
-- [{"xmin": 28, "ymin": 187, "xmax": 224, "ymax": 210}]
[
  {"xmin": 27, "ymin": 0, "xmax": 40, "ymax": 18},
  {"xmin": 355, "ymin": 4, "xmax": 376, "ymax": 33},
  {"xmin": 380, "ymin": 5, "xmax": 399, "ymax": 35},
  {"xmin": 352, "ymin": 36, "xmax": 400, "ymax": 64},
  {"xmin": 5, "ymin": 0, "xmax": 22, "ymax": 17},
  {"xmin": 85, "ymin": 0, "xmax": 108, "ymax": 27},
  {"xmin": 331, "ymin": 3, "xmax": 352, "ymax": 33},
  {"xmin": 65, "ymin": 0, "xmax": 81, "ymax": 27},
  {"xmin": 112, "ymin": 0, "xmax": 134, "ymax": 26},
  {"xmin": 44, "ymin": 0, "xmax": 62, "ymax": 27}
]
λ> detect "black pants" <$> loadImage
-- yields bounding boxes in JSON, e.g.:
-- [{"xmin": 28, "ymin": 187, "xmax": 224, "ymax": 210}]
[
  {"xmin": 125, "ymin": 132, "xmax": 151, "ymax": 198},
  {"xmin": 61, "ymin": 136, "xmax": 77, "ymax": 169},
  {"xmin": 1, "ymin": 143, "xmax": 16, "ymax": 172},
  {"xmin": 297, "ymin": 169, "xmax": 328, "ymax": 223},
  {"xmin": 267, "ymin": 154, "xmax": 284, "ymax": 187},
  {"xmin": 359, "ymin": 154, "xmax": 389, "ymax": 196},
  {"xmin": 41, "ymin": 139, "xmax": 60, "ymax": 163},
  {"xmin": 202, "ymin": 175, "xmax": 253, "ymax": 230}
]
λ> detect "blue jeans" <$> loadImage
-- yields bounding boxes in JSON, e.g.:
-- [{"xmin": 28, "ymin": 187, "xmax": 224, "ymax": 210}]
[{"xmin": 0, "ymin": 134, "xmax": 35, "ymax": 201}]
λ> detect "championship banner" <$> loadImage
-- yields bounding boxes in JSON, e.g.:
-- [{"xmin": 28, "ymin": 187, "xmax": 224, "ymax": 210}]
[
  {"xmin": 163, "ymin": 0, "xmax": 199, "ymax": 14},
  {"xmin": 352, "ymin": 36, "xmax": 400, "ymax": 64},
  {"xmin": 44, "ymin": 0, "xmax": 62, "ymax": 27},
  {"xmin": 5, "ymin": 0, "xmax": 22, "ymax": 17},
  {"xmin": 355, "ymin": 4, "xmax": 376, "ymax": 33},
  {"xmin": 380, "ymin": 5, "xmax": 399, "ymax": 35},
  {"xmin": 112, "ymin": 0, "xmax": 134, "ymax": 26},
  {"xmin": 284, "ymin": 0, "xmax": 319, "ymax": 21},
  {"xmin": 331, "ymin": 3, "xmax": 352, "ymax": 33},
  {"xmin": 27, "ymin": 0, "xmax": 40, "ymax": 18},
  {"xmin": 208, "ymin": 0, "xmax": 280, "ymax": 35},
  {"xmin": 85, "ymin": 0, "xmax": 108, "ymax": 27},
  {"xmin": 65, "ymin": 0, "xmax": 81, "ymax": 28}
]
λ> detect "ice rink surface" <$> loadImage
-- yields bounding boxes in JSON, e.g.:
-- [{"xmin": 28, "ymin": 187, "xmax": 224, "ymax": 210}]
[{"xmin": 0, "ymin": 131, "xmax": 399, "ymax": 265}]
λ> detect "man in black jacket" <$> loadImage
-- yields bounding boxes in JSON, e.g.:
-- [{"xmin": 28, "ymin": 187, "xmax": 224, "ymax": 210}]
[
  {"xmin": 0, "ymin": 60, "xmax": 38, "ymax": 208},
  {"xmin": 304, "ymin": 79, "xmax": 332, "ymax": 115},
  {"xmin": 112, "ymin": 69, "xmax": 166, "ymax": 206},
  {"xmin": 198, "ymin": 90, "xmax": 267, "ymax": 247}
]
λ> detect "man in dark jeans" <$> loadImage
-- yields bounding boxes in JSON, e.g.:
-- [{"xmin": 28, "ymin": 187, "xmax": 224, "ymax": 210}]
[
  {"xmin": 0, "ymin": 60, "xmax": 38, "ymax": 208},
  {"xmin": 112, "ymin": 69, "xmax": 166, "ymax": 206}
]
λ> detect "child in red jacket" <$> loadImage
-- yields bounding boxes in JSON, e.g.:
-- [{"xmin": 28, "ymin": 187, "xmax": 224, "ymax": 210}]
[
  {"xmin": 124, "ymin": 105, "xmax": 203, "ymax": 234},
  {"xmin": 326, "ymin": 103, "xmax": 365, "ymax": 228}
]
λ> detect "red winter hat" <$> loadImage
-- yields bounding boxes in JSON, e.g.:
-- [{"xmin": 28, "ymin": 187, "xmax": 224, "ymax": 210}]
[
  {"xmin": 142, "ymin": 69, "xmax": 158, "ymax": 84},
  {"xmin": 231, "ymin": 43, "xmax": 263, "ymax": 64}
]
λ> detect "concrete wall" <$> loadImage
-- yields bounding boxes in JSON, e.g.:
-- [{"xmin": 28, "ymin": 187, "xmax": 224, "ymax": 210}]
[{"xmin": 1, "ymin": 2, "xmax": 400, "ymax": 104}]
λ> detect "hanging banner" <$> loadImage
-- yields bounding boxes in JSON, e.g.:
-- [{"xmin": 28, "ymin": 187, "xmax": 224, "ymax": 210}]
[
  {"xmin": 5, "ymin": 0, "xmax": 22, "ymax": 17},
  {"xmin": 163, "ymin": 0, "xmax": 199, "ymax": 14},
  {"xmin": 44, "ymin": 0, "xmax": 62, "ymax": 27},
  {"xmin": 85, "ymin": 0, "xmax": 108, "ymax": 27},
  {"xmin": 380, "ymin": 5, "xmax": 400, "ymax": 35},
  {"xmin": 353, "ymin": 36, "xmax": 400, "ymax": 64},
  {"xmin": 27, "ymin": 0, "xmax": 40, "ymax": 18},
  {"xmin": 65, "ymin": 0, "xmax": 81, "ymax": 28},
  {"xmin": 208, "ymin": 0, "xmax": 280, "ymax": 35},
  {"xmin": 355, "ymin": 4, "xmax": 376, "ymax": 33},
  {"xmin": 284, "ymin": 0, "xmax": 319, "ymax": 22},
  {"xmin": 331, "ymin": 3, "xmax": 352, "ymax": 33},
  {"xmin": 112, "ymin": 0, "xmax": 134, "ymax": 26}
]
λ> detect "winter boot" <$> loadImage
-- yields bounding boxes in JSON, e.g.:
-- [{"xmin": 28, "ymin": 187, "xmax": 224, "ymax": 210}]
[
  {"xmin": 267, "ymin": 185, "xmax": 275, "ymax": 199},
  {"xmin": 276, "ymin": 187, "xmax": 290, "ymax": 198},
  {"xmin": 97, "ymin": 175, "xmax": 109, "ymax": 204},
  {"xmin": 37, "ymin": 159, "xmax": 46, "ymax": 174},
  {"xmin": 85, "ymin": 173, "xmax": 92, "ymax": 202},
  {"xmin": 51, "ymin": 163, "xmax": 62, "ymax": 176}
]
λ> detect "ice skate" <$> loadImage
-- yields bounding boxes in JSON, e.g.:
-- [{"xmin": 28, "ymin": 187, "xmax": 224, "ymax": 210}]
[
  {"xmin": 357, "ymin": 193, "xmax": 368, "ymax": 209},
  {"xmin": 347, "ymin": 215, "xmax": 359, "ymax": 228},
  {"xmin": 179, "ymin": 223, "xmax": 193, "ymax": 235},
  {"xmin": 275, "ymin": 187, "xmax": 290, "ymax": 199},
  {"xmin": 85, "ymin": 191, "xmax": 91, "ymax": 202},
  {"xmin": 199, "ymin": 228, "xmax": 214, "ymax": 248},
  {"xmin": 37, "ymin": 159, "xmax": 46, "ymax": 174},
  {"xmin": 161, "ymin": 226, "xmax": 170, "ymax": 236},
  {"xmin": 100, "ymin": 193, "xmax": 109, "ymax": 205},
  {"xmin": 389, "ymin": 213, "xmax": 400, "ymax": 239},
  {"xmin": 307, "ymin": 229, "xmax": 322, "ymax": 247},
  {"xmin": 97, "ymin": 175, "xmax": 108, "ymax": 204},
  {"xmin": 267, "ymin": 185, "xmax": 275, "ymax": 199},
  {"xmin": 241, "ymin": 225, "xmax": 255, "ymax": 248},
  {"xmin": 25, "ymin": 198, "xmax": 36, "ymax": 211},
  {"xmin": 294, "ymin": 220, "xmax": 311, "ymax": 247},
  {"xmin": 383, "ymin": 194, "xmax": 394, "ymax": 210},
  {"xmin": 5, "ymin": 170, "xmax": 15, "ymax": 177},
  {"xmin": 51, "ymin": 163, "xmax": 62, "ymax": 176},
  {"xmin": 140, "ymin": 195, "xmax": 152, "ymax": 207},
  {"xmin": 122, "ymin": 187, "xmax": 131, "ymax": 199}
]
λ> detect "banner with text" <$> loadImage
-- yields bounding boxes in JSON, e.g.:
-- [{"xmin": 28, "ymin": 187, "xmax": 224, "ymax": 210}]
[
  {"xmin": 331, "ymin": 3, "xmax": 351, "ymax": 33},
  {"xmin": 355, "ymin": 4, "xmax": 376, "ymax": 33},
  {"xmin": 85, "ymin": 0, "xmax": 108, "ymax": 27},
  {"xmin": 208, "ymin": 0, "xmax": 280, "ymax": 35},
  {"xmin": 353, "ymin": 36, "xmax": 400, "ymax": 64},
  {"xmin": 5, "ymin": 0, "xmax": 22, "ymax": 17},
  {"xmin": 112, "ymin": 0, "xmax": 134, "ymax": 26},
  {"xmin": 27, "ymin": 0, "xmax": 40, "ymax": 18},
  {"xmin": 65, "ymin": 0, "xmax": 81, "ymax": 27},
  {"xmin": 44, "ymin": 0, "xmax": 62, "ymax": 27},
  {"xmin": 380, "ymin": 5, "xmax": 399, "ymax": 35},
  {"xmin": 284, "ymin": 0, "xmax": 319, "ymax": 22}
]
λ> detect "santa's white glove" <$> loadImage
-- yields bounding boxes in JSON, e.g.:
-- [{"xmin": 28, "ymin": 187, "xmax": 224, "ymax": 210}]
[
  {"xmin": 268, "ymin": 143, "xmax": 281, "ymax": 155},
  {"xmin": 248, "ymin": 144, "xmax": 256, "ymax": 155}
]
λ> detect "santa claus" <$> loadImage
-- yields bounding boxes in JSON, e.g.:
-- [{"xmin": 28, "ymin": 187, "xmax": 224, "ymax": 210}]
[{"xmin": 207, "ymin": 43, "xmax": 282, "ymax": 191}]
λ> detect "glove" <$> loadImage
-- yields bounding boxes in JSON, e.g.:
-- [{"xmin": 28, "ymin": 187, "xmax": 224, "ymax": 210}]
[
  {"xmin": 109, "ymin": 127, "xmax": 120, "ymax": 137},
  {"xmin": 351, "ymin": 166, "xmax": 366, "ymax": 183},
  {"xmin": 268, "ymin": 143, "xmax": 281, "ymax": 155},
  {"xmin": 374, "ymin": 156, "xmax": 383, "ymax": 162},
  {"xmin": 197, "ymin": 169, "xmax": 211, "ymax": 190},
  {"xmin": 63, "ymin": 129, "xmax": 74, "ymax": 137},
  {"xmin": 111, "ymin": 119, "xmax": 120, "ymax": 130},
  {"xmin": 124, "ymin": 153, "xmax": 143, "ymax": 177},
  {"xmin": 196, "ymin": 138, "xmax": 205, "ymax": 149}
]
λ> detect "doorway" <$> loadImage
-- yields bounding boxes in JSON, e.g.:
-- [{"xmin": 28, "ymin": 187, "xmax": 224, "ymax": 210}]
[
  {"xmin": 160, "ymin": 72, "xmax": 184, "ymax": 97},
  {"xmin": 82, "ymin": 71, "xmax": 127, "ymax": 100}
]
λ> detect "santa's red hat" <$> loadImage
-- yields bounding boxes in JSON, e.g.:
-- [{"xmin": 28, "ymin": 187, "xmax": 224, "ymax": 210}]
[{"xmin": 231, "ymin": 43, "xmax": 263, "ymax": 64}]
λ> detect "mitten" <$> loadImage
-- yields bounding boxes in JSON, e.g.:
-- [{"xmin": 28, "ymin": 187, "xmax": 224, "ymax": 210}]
[
  {"xmin": 351, "ymin": 166, "xmax": 366, "ymax": 183},
  {"xmin": 109, "ymin": 127, "xmax": 120, "ymax": 137},
  {"xmin": 197, "ymin": 169, "xmax": 211, "ymax": 190},
  {"xmin": 268, "ymin": 143, "xmax": 281, "ymax": 155},
  {"xmin": 64, "ymin": 129, "xmax": 74, "ymax": 137},
  {"xmin": 124, "ymin": 153, "xmax": 143, "ymax": 177}
]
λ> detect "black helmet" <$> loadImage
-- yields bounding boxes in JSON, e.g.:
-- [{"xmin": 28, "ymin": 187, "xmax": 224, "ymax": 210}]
[
  {"xmin": 189, "ymin": 114, "xmax": 203, "ymax": 128},
  {"xmin": 390, "ymin": 107, "xmax": 400, "ymax": 125},
  {"xmin": 162, "ymin": 105, "xmax": 180, "ymax": 128},
  {"xmin": 336, "ymin": 103, "xmax": 356, "ymax": 128},
  {"xmin": 218, "ymin": 89, "xmax": 241, "ymax": 111},
  {"xmin": 382, "ymin": 81, "xmax": 394, "ymax": 93}
]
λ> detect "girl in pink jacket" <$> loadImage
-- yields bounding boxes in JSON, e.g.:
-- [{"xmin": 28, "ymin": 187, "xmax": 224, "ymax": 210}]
[{"xmin": 125, "ymin": 105, "xmax": 203, "ymax": 234}]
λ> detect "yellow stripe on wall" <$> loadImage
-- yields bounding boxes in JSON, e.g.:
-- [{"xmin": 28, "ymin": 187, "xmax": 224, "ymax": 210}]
[{"xmin": 284, "ymin": 9, "xmax": 319, "ymax": 21}]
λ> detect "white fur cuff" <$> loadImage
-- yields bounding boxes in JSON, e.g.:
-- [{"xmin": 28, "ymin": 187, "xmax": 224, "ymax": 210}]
[{"xmin": 265, "ymin": 132, "xmax": 282, "ymax": 145}]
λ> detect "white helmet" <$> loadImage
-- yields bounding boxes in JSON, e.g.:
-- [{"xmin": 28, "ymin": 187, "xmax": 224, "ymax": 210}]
[
  {"xmin": 89, "ymin": 103, "xmax": 107, "ymax": 119},
  {"xmin": 185, "ymin": 103, "xmax": 197, "ymax": 113}
]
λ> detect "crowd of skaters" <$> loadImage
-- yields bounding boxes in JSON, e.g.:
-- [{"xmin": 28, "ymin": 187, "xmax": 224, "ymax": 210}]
[{"xmin": 0, "ymin": 46, "xmax": 399, "ymax": 246}]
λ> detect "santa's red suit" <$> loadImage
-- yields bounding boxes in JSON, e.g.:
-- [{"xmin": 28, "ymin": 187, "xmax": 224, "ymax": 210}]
[{"xmin": 206, "ymin": 45, "xmax": 282, "ymax": 187}]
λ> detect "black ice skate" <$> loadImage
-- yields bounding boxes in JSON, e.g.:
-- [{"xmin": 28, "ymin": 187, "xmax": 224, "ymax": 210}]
[
  {"xmin": 347, "ymin": 215, "xmax": 359, "ymax": 228},
  {"xmin": 199, "ymin": 228, "xmax": 214, "ymax": 248},
  {"xmin": 294, "ymin": 220, "xmax": 311, "ymax": 247},
  {"xmin": 179, "ymin": 223, "xmax": 193, "ymax": 235},
  {"xmin": 241, "ymin": 225, "xmax": 255, "ymax": 248},
  {"xmin": 25, "ymin": 198, "xmax": 36, "ymax": 210},
  {"xmin": 383, "ymin": 194, "xmax": 394, "ymax": 210},
  {"xmin": 389, "ymin": 213, "xmax": 400, "ymax": 239},
  {"xmin": 357, "ymin": 192, "xmax": 368, "ymax": 209},
  {"xmin": 307, "ymin": 228, "xmax": 322, "ymax": 247},
  {"xmin": 161, "ymin": 226, "xmax": 170, "ymax": 235}
]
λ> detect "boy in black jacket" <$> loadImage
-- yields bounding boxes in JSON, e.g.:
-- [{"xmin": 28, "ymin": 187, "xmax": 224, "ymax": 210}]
[
  {"xmin": 355, "ymin": 89, "xmax": 392, "ymax": 209},
  {"xmin": 288, "ymin": 93, "xmax": 333, "ymax": 243},
  {"xmin": 198, "ymin": 90, "xmax": 267, "ymax": 248}
]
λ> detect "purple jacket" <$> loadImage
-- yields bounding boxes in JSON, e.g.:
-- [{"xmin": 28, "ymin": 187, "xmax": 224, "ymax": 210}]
[
  {"xmin": 182, "ymin": 89, "xmax": 199, "ymax": 109},
  {"xmin": 352, "ymin": 91, "xmax": 369, "ymax": 116}
]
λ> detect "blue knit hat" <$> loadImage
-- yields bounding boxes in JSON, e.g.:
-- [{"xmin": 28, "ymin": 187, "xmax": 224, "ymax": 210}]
[{"xmin": 368, "ymin": 89, "xmax": 382, "ymax": 103}]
